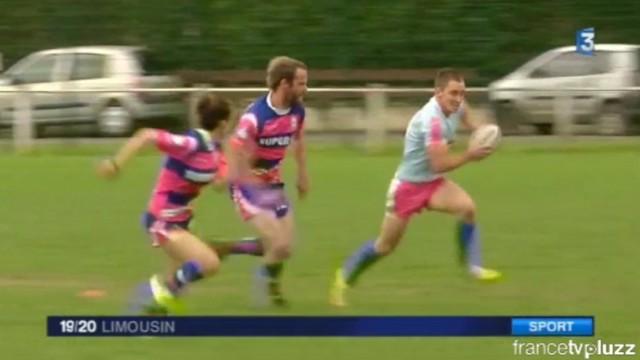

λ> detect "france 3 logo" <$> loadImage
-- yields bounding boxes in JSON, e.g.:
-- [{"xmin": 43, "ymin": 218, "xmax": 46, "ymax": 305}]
[{"xmin": 576, "ymin": 28, "xmax": 595, "ymax": 56}]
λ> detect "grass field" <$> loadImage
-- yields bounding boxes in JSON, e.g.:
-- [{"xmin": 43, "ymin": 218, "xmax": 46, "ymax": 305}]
[{"xmin": 1, "ymin": 140, "xmax": 638, "ymax": 359}]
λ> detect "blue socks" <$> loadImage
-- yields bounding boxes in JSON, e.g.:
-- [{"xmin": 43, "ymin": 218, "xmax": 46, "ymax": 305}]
[
  {"xmin": 343, "ymin": 240, "xmax": 382, "ymax": 286},
  {"xmin": 458, "ymin": 222, "xmax": 482, "ymax": 268},
  {"xmin": 260, "ymin": 262, "xmax": 284, "ymax": 281},
  {"xmin": 168, "ymin": 260, "xmax": 203, "ymax": 294},
  {"xmin": 340, "ymin": 223, "xmax": 482, "ymax": 288}
]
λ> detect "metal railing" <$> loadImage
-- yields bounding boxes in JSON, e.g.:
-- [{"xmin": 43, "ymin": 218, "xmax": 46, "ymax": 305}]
[
  {"xmin": 2, "ymin": 86, "xmax": 640, "ymax": 93},
  {"xmin": 4, "ymin": 86, "xmax": 640, "ymax": 152}
]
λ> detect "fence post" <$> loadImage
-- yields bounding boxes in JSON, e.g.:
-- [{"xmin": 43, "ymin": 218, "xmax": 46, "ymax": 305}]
[
  {"xmin": 553, "ymin": 94, "xmax": 573, "ymax": 137},
  {"xmin": 188, "ymin": 85, "xmax": 208, "ymax": 128},
  {"xmin": 13, "ymin": 91, "xmax": 33, "ymax": 152},
  {"xmin": 364, "ymin": 83, "xmax": 387, "ymax": 151}
]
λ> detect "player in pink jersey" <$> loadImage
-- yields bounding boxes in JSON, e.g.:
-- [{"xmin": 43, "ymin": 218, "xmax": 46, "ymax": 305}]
[
  {"xmin": 96, "ymin": 94, "xmax": 232, "ymax": 314},
  {"xmin": 221, "ymin": 56, "xmax": 309, "ymax": 307}
]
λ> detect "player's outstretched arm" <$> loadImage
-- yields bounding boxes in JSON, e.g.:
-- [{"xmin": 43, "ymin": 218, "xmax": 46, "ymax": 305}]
[
  {"xmin": 96, "ymin": 128, "xmax": 158, "ymax": 179},
  {"xmin": 428, "ymin": 142, "xmax": 492, "ymax": 174}
]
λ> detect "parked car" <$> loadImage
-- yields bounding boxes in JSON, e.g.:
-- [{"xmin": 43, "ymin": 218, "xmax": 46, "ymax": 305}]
[
  {"xmin": 489, "ymin": 44, "xmax": 640, "ymax": 135},
  {"xmin": 0, "ymin": 46, "xmax": 185, "ymax": 137}
]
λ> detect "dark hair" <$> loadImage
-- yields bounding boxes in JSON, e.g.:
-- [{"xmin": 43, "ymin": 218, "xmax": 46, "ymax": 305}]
[
  {"xmin": 197, "ymin": 94, "xmax": 231, "ymax": 130},
  {"xmin": 266, "ymin": 56, "xmax": 307, "ymax": 91},
  {"xmin": 434, "ymin": 68, "xmax": 465, "ymax": 90}
]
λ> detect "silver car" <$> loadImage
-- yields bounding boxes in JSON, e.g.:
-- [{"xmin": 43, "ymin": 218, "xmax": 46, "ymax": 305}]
[
  {"xmin": 0, "ymin": 46, "xmax": 186, "ymax": 137},
  {"xmin": 489, "ymin": 44, "xmax": 640, "ymax": 135}
]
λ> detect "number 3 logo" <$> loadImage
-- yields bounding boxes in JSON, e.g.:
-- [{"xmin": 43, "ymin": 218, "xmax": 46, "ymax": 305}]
[
  {"xmin": 576, "ymin": 28, "xmax": 595, "ymax": 56},
  {"xmin": 581, "ymin": 32, "xmax": 594, "ymax": 51}
]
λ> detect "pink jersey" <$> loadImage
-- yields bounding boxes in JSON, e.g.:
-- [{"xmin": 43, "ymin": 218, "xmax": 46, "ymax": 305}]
[
  {"xmin": 230, "ymin": 94, "xmax": 305, "ymax": 184},
  {"xmin": 147, "ymin": 129, "xmax": 225, "ymax": 222}
]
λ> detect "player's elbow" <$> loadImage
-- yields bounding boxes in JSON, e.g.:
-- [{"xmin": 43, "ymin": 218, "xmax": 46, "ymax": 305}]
[
  {"xmin": 224, "ymin": 160, "xmax": 244, "ymax": 183},
  {"xmin": 229, "ymin": 145, "xmax": 249, "ymax": 161},
  {"xmin": 430, "ymin": 158, "xmax": 447, "ymax": 173},
  {"xmin": 134, "ymin": 128, "xmax": 157, "ymax": 143},
  {"xmin": 427, "ymin": 145, "xmax": 448, "ymax": 173}
]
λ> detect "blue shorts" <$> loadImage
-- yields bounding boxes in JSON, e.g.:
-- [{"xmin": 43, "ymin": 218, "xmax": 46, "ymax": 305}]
[{"xmin": 229, "ymin": 183, "xmax": 290, "ymax": 221}]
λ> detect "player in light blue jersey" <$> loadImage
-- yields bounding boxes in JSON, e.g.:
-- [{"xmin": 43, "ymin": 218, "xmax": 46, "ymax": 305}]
[{"xmin": 330, "ymin": 68, "xmax": 502, "ymax": 307}]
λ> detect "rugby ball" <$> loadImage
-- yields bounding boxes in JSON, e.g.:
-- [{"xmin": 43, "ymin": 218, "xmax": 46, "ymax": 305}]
[{"xmin": 469, "ymin": 124, "xmax": 501, "ymax": 149}]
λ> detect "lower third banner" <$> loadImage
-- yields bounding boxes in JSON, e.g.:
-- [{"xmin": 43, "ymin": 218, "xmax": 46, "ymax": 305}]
[{"xmin": 47, "ymin": 316, "xmax": 593, "ymax": 337}]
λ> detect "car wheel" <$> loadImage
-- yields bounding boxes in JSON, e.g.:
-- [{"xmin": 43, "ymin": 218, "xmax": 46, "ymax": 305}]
[
  {"xmin": 534, "ymin": 123, "xmax": 553, "ymax": 135},
  {"xmin": 597, "ymin": 103, "xmax": 627, "ymax": 135},
  {"xmin": 34, "ymin": 123, "xmax": 46, "ymax": 138},
  {"xmin": 492, "ymin": 101, "xmax": 520, "ymax": 135},
  {"xmin": 95, "ymin": 101, "xmax": 133, "ymax": 137}
]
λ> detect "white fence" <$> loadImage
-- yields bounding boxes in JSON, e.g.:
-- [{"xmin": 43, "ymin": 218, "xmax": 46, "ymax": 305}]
[{"xmin": 3, "ymin": 86, "xmax": 640, "ymax": 152}]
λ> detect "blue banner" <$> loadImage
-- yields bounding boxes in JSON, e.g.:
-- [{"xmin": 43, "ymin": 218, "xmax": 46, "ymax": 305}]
[
  {"xmin": 47, "ymin": 316, "xmax": 594, "ymax": 337},
  {"xmin": 512, "ymin": 317, "xmax": 594, "ymax": 336}
]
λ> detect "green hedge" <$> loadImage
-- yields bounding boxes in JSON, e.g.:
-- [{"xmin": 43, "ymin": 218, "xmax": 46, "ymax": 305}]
[{"xmin": 1, "ymin": 0, "xmax": 637, "ymax": 84}]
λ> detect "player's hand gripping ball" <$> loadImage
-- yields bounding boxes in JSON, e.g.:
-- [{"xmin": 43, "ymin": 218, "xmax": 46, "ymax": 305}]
[{"xmin": 469, "ymin": 124, "xmax": 501, "ymax": 150}]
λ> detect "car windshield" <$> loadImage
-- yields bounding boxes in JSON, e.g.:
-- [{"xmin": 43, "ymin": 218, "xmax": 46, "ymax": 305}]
[
  {"xmin": 503, "ymin": 50, "xmax": 558, "ymax": 78},
  {"xmin": 3, "ymin": 54, "xmax": 37, "ymax": 78}
]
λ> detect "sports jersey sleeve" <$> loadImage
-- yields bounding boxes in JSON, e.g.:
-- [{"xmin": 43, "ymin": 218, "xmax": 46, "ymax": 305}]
[
  {"xmin": 424, "ymin": 116, "xmax": 445, "ymax": 147},
  {"xmin": 155, "ymin": 130, "xmax": 198, "ymax": 158},
  {"xmin": 230, "ymin": 113, "xmax": 258, "ymax": 150}
]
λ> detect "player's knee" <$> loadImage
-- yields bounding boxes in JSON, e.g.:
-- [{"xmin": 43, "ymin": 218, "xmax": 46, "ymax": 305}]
[
  {"xmin": 375, "ymin": 244, "xmax": 395, "ymax": 256},
  {"xmin": 271, "ymin": 241, "xmax": 292, "ymax": 260},
  {"xmin": 459, "ymin": 201, "xmax": 477, "ymax": 222},
  {"xmin": 374, "ymin": 239, "xmax": 398, "ymax": 256},
  {"xmin": 260, "ymin": 228, "xmax": 281, "ymax": 248},
  {"xmin": 198, "ymin": 253, "xmax": 221, "ymax": 276}
]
